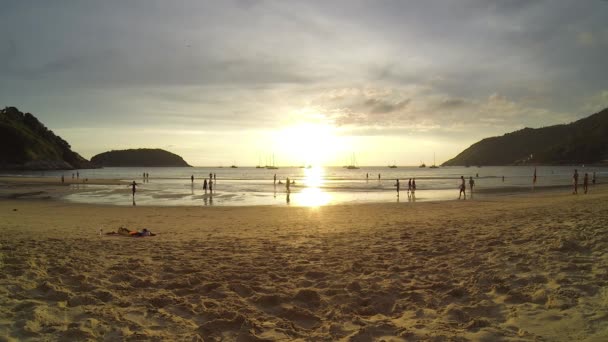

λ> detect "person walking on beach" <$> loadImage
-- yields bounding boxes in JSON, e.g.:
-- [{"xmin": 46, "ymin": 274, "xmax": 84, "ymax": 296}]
[
  {"xmin": 274, "ymin": 174, "xmax": 277, "ymax": 185},
  {"xmin": 129, "ymin": 181, "xmax": 138, "ymax": 199},
  {"xmin": 203, "ymin": 178, "xmax": 208, "ymax": 192},
  {"xmin": 584, "ymin": 173, "xmax": 589, "ymax": 194},
  {"xmin": 469, "ymin": 176, "xmax": 475, "ymax": 193},
  {"xmin": 395, "ymin": 179, "xmax": 400, "ymax": 197},
  {"xmin": 412, "ymin": 178, "xmax": 416, "ymax": 194},
  {"xmin": 191, "ymin": 175, "xmax": 194, "ymax": 184},
  {"xmin": 459, "ymin": 176, "xmax": 466, "ymax": 199},
  {"xmin": 286, "ymin": 177, "xmax": 291, "ymax": 193},
  {"xmin": 209, "ymin": 178, "xmax": 213, "ymax": 193},
  {"xmin": 408, "ymin": 178, "xmax": 412, "ymax": 194},
  {"xmin": 533, "ymin": 167, "xmax": 537, "ymax": 189},
  {"xmin": 592, "ymin": 172, "xmax": 596, "ymax": 185},
  {"xmin": 573, "ymin": 169, "xmax": 579, "ymax": 194}
]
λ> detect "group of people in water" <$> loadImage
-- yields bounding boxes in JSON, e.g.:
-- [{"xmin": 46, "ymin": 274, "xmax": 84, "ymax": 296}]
[
  {"xmin": 198, "ymin": 173, "xmax": 216, "ymax": 193},
  {"xmin": 122, "ymin": 168, "xmax": 600, "ymax": 205}
]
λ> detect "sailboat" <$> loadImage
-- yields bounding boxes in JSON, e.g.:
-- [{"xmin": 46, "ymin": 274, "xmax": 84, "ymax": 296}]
[
  {"xmin": 388, "ymin": 160, "xmax": 397, "ymax": 168},
  {"xmin": 346, "ymin": 153, "xmax": 360, "ymax": 169},
  {"xmin": 429, "ymin": 153, "xmax": 439, "ymax": 168},
  {"xmin": 419, "ymin": 160, "xmax": 426, "ymax": 168},
  {"xmin": 265, "ymin": 154, "xmax": 279, "ymax": 170}
]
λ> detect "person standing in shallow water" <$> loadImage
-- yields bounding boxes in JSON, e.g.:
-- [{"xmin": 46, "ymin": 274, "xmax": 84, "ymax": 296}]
[
  {"xmin": 286, "ymin": 177, "xmax": 291, "ymax": 193},
  {"xmin": 191, "ymin": 175, "xmax": 194, "ymax": 184},
  {"xmin": 203, "ymin": 178, "xmax": 208, "ymax": 192},
  {"xmin": 573, "ymin": 169, "xmax": 579, "ymax": 194},
  {"xmin": 412, "ymin": 178, "xmax": 416, "ymax": 194},
  {"xmin": 129, "ymin": 181, "xmax": 138, "ymax": 199},
  {"xmin": 395, "ymin": 179, "xmax": 400, "ymax": 197},
  {"xmin": 407, "ymin": 178, "xmax": 412, "ymax": 194},
  {"xmin": 459, "ymin": 176, "xmax": 466, "ymax": 199},
  {"xmin": 273, "ymin": 174, "xmax": 277, "ymax": 185},
  {"xmin": 584, "ymin": 173, "xmax": 589, "ymax": 194},
  {"xmin": 469, "ymin": 176, "xmax": 475, "ymax": 194}
]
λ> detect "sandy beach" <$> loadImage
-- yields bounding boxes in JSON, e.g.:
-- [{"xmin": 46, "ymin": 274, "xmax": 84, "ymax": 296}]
[{"xmin": 1, "ymin": 184, "xmax": 608, "ymax": 341}]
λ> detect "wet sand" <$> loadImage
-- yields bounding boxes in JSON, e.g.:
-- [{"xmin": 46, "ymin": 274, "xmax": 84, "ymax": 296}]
[{"xmin": 1, "ymin": 184, "xmax": 607, "ymax": 341}]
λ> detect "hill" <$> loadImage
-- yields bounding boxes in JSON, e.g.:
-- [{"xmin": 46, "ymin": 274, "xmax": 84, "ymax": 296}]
[
  {"xmin": 443, "ymin": 107, "xmax": 608, "ymax": 166},
  {"xmin": 0, "ymin": 107, "xmax": 96, "ymax": 170},
  {"xmin": 91, "ymin": 149, "xmax": 191, "ymax": 167}
]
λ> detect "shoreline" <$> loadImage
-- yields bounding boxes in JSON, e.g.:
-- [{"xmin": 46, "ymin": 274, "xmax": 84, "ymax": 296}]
[{"xmin": 1, "ymin": 175, "xmax": 601, "ymax": 207}]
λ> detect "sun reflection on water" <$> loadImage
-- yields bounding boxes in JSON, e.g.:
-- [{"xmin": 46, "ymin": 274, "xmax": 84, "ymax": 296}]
[{"xmin": 296, "ymin": 166, "xmax": 331, "ymax": 207}]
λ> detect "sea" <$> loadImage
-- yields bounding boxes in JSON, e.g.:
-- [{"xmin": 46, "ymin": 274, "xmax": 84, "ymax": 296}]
[{"xmin": 2, "ymin": 166, "xmax": 605, "ymax": 207}]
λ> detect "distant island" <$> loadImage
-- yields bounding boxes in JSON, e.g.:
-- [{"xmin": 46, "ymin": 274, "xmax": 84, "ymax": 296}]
[
  {"xmin": 0, "ymin": 107, "xmax": 96, "ymax": 170},
  {"xmin": 91, "ymin": 149, "xmax": 191, "ymax": 167},
  {"xmin": 443, "ymin": 107, "xmax": 608, "ymax": 166}
]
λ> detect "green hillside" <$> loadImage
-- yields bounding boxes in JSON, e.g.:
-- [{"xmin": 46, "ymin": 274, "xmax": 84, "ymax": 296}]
[
  {"xmin": 443, "ymin": 107, "xmax": 608, "ymax": 166},
  {"xmin": 91, "ymin": 149, "xmax": 191, "ymax": 167},
  {"xmin": 0, "ymin": 107, "xmax": 95, "ymax": 170}
]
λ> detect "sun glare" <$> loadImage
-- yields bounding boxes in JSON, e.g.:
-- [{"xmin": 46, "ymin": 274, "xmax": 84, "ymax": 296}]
[
  {"xmin": 295, "ymin": 166, "xmax": 331, "ymax": 207},
  {"xmin": 275, "ymin": 122, "xmax": 338, "ymax": 166}
]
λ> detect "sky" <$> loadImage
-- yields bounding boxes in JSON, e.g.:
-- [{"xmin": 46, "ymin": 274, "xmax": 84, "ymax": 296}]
[{"xmin": 1, "ymin": 0, "xmax": 608, "ymax": 166}]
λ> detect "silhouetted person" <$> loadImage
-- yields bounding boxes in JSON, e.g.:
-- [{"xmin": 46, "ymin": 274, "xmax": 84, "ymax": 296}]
[
  {"xmin": 476, "ymin": 173, "xmax": 478, "ymax": 178},
  {"xmin": 274, "ymin": 174, "xmax": 277, "ymax": 184},
  {"xmin": 76, "ymin": 172, "xmax": 79, "ymax": 179},
  {"xmin": 378, "ymin": 173, "xmax": 381, "ymax": 180},
  {"xmin": 395, "ymin": 179, "xmax": 400, "ymax": 196},
  {"xmin": 286, "ymin": 177, "xmax": 291, "ymax": 193},
  {"xmin": 408, "ymin": 178, "xmax": 412, "ymax": 194},
  {"xmin": 286, "ymin": 192, "xmax": 290, "ymax": 204},
  {"xmin": 366, "ymin": 173, "xmax": 369, "ymax": 181},
  {"xmin": 191, "ymin": 175, "xmax": 194, "ymax": 183},
  {"xmin": 533, "ymin": 167, "xmax": 537, "ymax": 189},
  {"xmin": 203, "ymin": 179, "xmax": 208, "ymax": 192},
  {"xmin": 129, "ymin": 181, "xmax": 138, "ymax": 199},
  {"xmin": 469, "ymin": 176, "xmax": 475, "ymax": 193},
  {"xmin": 459, "ymin": 176, "xmax": 466, "ymax": 199},
  {"xmin": 143, "ymin": 172, "xmax": 146, "ymax": 180},
  {"xmin": 61, "ymin": 175, "xmax": 64, "ymax": 184},
  {"xmin": 72, "ymin": 173, "xmax": 74, "ymax": 179},
  {"xmin": 502, "ymin": 176, "xmax": 505, "ymax": 182},
  {"xmin": 573, "ymin": 169, "xmax": 579, "ymax": 194},
  {"xmin": 209, "ymin": 178, "xmax": 213, "ymax": 193},
  {"xmin": 214, "ymin": 173, "xmax": 216, "ymax": 181},
  {"xmin": 592, "ymin": 172, "xmax": 596, "ymax": 185},
  {"xmin": 209, "ymin": 173, "xmax": 212, "ymax": 180},
  {"xmin": 412, "ymin": 178, "xmax": 416, "ymax": 194},
  {"xmin": 584, "ymin": 173, "xmax": 589, "ymax": 194}
]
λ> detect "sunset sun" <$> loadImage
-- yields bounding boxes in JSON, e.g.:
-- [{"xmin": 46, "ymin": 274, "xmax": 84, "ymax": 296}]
[{"xmin": 274, "ymin": 122, "xmax": 339, "ymax": 166}]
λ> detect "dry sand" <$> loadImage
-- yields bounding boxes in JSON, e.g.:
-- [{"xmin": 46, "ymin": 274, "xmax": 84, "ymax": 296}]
[{"xmin": 1, "ymin": 185, "xmax": 608, "ymax": 341}]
